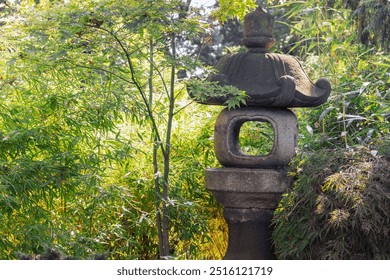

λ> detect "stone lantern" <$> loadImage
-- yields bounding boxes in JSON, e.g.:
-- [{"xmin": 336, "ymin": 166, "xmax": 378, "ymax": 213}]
[{"xmin": 191, "ymin": 7, "xmax": 331, "ymax": 259}]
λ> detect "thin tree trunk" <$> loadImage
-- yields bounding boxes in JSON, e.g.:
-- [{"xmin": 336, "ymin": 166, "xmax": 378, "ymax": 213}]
[
  {"xmin": 154, "ymin": 143, "xmax": 164, "ymax": 257},
  {"xmin": 160, "ymin": 33, "xmax": 176, "ymax": 258},
  {"xmin": 149, "ymin": 38, "xmax": 165, "ymax": 258}
]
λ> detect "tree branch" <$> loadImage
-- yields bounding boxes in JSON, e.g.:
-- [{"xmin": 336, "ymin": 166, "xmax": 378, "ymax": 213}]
[{"xmin": 90, "ymin": 24, "xmax": 166, "ymax": 155}]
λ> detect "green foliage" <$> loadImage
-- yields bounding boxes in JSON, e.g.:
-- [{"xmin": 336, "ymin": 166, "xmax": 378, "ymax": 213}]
[
  {"xmin": 270, "ymin": 0, "xmax": 389, "ymax": 260},
  {"xmin": 213, "ymin": 0, "xmax": 257, "ymax": 22},
  {"xmin": 0, "ymin": 0, "xmax": 222, "ymax": 260},
  {"xmin": 238, "ymin": 121, "xmax": 274, "ymax": 155},
  {"xmin": 296, "ymin": 48, "xmax": 389, "ymax": 152},
  {"xmin": 187, "ymin": 79, "xmax": 248, "ymax": 109},
  {"xmin": 0, "ymin": 0, "xmax": 388, "ymax": 260},
  {"xmin": 272, "ymin": 0, "xmax": 390, "ymax": 51},
  {"xmin": 274, "ymin": 0, "xmax": 389, "ymax": 152},
  {"xmin": 273, "ymin": 147, "xmax": 390, "ymax": 259}
]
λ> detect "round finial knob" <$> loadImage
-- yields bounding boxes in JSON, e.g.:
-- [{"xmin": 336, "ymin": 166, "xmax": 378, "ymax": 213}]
[{"xmin": 243, "ymin": 6, "xmax": 276, "ymax": 51}]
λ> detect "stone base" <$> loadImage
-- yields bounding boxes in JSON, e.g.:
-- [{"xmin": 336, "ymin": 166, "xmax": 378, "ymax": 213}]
[
  {"xmin": 205, "ymin": 167, "xmax": 289, "ymax": 259},
  {"xmin": 205, "ymin": 167, "xmax": 289, "ymax": 208},
  {"xmin": 223, "ymin": 208, "xmax": 275, "ymax": 260}
]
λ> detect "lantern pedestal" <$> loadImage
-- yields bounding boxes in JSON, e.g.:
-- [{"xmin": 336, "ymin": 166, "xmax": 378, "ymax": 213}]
[
  {"xmin": 223, "ymin": 208, "xmax": 274, "ymax": 260},
  {"xmin": 206, "ymin": 168, "xmax": 289, "ymax": 259},
  {"xmin": 205, "ymin": 106, "xmax": 297, "ymax": 260}
]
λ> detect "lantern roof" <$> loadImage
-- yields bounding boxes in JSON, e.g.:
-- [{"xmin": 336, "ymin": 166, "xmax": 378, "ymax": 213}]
[{"xmin": 201, "ymin": 6, "xmax": 331, "ymax": 107}]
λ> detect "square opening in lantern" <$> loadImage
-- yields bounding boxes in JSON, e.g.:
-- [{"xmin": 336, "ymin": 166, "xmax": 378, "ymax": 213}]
[{"xmin": 238, "ymin": 120, "xmax": 274, "ymax": 156}]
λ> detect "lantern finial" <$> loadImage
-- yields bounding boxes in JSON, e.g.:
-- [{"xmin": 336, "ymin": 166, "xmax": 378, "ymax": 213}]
[{"xmin": 243, "ymin": 6, "xmax": 276, "ymax": 51}]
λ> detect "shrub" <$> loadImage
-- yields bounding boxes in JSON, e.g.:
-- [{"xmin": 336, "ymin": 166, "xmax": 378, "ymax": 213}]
[{"xmin": 273, "ymin": 147, "xmax": 390, "ymax": 259}]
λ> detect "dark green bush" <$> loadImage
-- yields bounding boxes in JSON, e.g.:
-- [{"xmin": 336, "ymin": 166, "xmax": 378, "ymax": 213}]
[{"xmin": 273, "ymin": 147, "xmax": 390, "ymax": 259}]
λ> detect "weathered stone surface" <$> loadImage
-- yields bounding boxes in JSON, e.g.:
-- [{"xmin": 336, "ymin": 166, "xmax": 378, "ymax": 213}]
[
  {"xmin": 206, "ymin": 52, "xmax": 331, "ymax": 107},
  {"xmin": 188, "ymin": 6, "xmax": 331, "ymax": 108},
  {"xmin": 223, "ymin": 208, "xmax": 275, "ymax": 260},
  {"xmin": 214, "ymin": 107, "xmax": 298, "ymax": 168},
  {"xmin": 243, "ymin": 6, "xmax": 275, "ymax": 50},
  {"xmin": 205, "ymin": 167, "xmax": 289, "ymax": 208}
]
